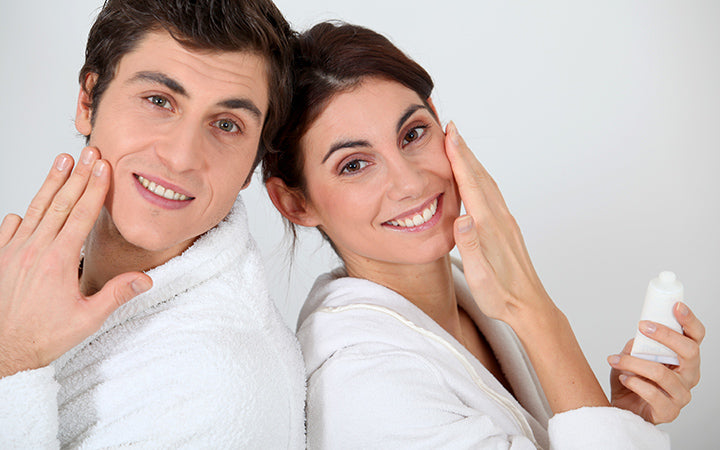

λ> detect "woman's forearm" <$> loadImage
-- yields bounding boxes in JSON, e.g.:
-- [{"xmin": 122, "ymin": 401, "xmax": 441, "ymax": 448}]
[{"xmin": 508, "ymin": 302, "xmax": 610, "ymax": 413}]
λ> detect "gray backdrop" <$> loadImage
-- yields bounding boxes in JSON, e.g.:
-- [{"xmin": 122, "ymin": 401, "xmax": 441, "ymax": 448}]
[{"xmin": 1, "ymin": 1, "xmax": 717, "ymax": 447}]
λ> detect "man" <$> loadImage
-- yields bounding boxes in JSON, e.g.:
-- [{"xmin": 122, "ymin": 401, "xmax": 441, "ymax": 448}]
[{"xmin": 0, "ymin": 0, "xmax": 304, "ymax": 447}]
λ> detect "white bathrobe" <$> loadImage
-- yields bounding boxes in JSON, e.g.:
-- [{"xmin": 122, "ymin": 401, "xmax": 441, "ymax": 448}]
[
  {"xmin": 0, "ymin": 198, "xmax": 305, "ymax": 449},
  {"xmin": 297, "ymin": 264, "xmax": 670, "ymax": 449}
]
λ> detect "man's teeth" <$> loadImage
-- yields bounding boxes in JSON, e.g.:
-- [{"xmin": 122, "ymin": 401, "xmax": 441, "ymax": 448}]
[
  {"xmin": 137, "ymin": 175, "xmax": 189, "ymax": 201},
  {"xmin": 389, "ymin": 198, "xmax": 438, "ymax": 228}
]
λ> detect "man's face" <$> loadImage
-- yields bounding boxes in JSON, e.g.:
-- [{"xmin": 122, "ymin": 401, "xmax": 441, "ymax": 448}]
[{"xmin": 75, "ymin": 30, "xmax": 269, "ymax": 256}]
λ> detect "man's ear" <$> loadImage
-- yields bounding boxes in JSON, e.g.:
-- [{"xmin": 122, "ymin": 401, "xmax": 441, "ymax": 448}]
[
  {"xmin": 75, "ymin": 73, "xmax": 98, "ymax": 136},
  {"xmin": 265, "ymin": 177, "xmax": 320, "ymax": 227}
]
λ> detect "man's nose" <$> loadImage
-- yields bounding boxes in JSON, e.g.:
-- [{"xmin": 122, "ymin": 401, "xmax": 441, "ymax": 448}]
[{"xmin": 155, "ymin": 121, "xmax": 204, "ymax": 173}]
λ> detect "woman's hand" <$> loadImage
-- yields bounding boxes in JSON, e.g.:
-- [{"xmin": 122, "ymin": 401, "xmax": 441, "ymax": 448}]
[
  {"xmin": 444, "ymin": 121, "xmax": 609, "ymax": 412},
  {"xmin": 608, "ymin": 302, "xmax": 704, "ymax": 423},
  {"xmin": 443, "ymin": 122, "xmax": 555, "ymax": 325},
  {"xmin": 0, "ymin": 149, "xmax": 152, "ymax": 378}
]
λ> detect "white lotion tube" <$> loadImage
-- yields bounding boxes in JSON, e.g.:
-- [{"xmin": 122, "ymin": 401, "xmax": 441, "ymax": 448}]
[{"xmin": 630, "ymin": 271, "xmax": 684, "ymax": 365}]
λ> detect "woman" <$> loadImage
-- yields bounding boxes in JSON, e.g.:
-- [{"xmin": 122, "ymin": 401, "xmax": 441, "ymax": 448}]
[{"xmin": 263, "ymin": 22, "xmax": 703, "ymax": 448}]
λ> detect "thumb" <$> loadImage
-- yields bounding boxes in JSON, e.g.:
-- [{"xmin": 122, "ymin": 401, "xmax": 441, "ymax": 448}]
[
  {"xmin": 621, "ymin": 338, "xmax": 634, "ymax": 355},
  {"xmin": 454, "ymin": 215, "xmax": 491, "ymax": 291},
  {"xmin": 87, "ymin": 272, "xmax": 153, "ymax": 319}
]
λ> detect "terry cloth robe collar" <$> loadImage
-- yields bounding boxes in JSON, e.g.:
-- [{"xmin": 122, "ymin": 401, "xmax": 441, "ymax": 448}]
[
  {"xmin": 298, "ymin": 260, "xmax": 551, "ymax": 447},
  {"xmin": 56, "ymin": 196, "xmax": 256, "ymax": 370}
]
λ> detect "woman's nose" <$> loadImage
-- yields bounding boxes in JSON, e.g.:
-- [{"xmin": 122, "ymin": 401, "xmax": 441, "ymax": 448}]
[{"xmin": 386, "ymin": 155, "xmax": 427, "ymax": 202}]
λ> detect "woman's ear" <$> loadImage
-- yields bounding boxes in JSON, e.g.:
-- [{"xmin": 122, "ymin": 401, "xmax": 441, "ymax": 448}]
[
  {"xmin": 75, "ymin": 73, "xmax": 98, "ymax": 136},
  {"xmin": 265, "ymin": 177, "xmax": 321, "ymax": 227}
]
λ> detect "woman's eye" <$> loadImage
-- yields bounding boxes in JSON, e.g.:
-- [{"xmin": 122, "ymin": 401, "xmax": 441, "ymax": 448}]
[
  {"xmin": 147, "ymin": 95, "xmax": 171, "ymax": 110},
  {"xmin": 341, "ymin": 159, "xmax": 368, "ymax": 174},
  {"xmin": 402, "ymin": 126, "xmax": 426, "ymax": 146},
  {"xmin": 214, "ymin": 119, "xmax": 240, "ymax": 133}
]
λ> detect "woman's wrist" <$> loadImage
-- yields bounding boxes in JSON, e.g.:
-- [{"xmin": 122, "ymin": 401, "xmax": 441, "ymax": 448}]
[
  {"xmin": 501, "ymin": 292, "xmax": 565, "ymax": 338},
  {"xmin": 505, "ymin": 298, "xmax": 610, "ymax": 412}
]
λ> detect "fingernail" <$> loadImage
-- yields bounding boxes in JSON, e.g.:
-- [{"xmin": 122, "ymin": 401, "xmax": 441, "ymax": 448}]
[
  {"xmin": 640, "ymin": 321, "xmax": 656, "ymax": 334},
  {"xmin": 456, "ymin": 215, "xmax": 473, "ymax": 233},
  {"xmin": 677, "ymin": 302, "xmax": 689, "ymax": 316},
  {"xmin": 619, "ymin": 374, "xmax": 629, "ymax": 383},
  {"xmin": 81, "ymin": 148, "xmax": 95, "ymax": 165},
  {"xmin": 55, "ymin": 154, "xmax": 71, "ymax": 171},
  {"xmin": 92, "ymin": 161, "xmax": 106, "ymax": 177},
  {"xmin": 608, "ymin": 355, "xmax": 621, "ymax": 365},
  {"xmin": 448, "ymin": 121, "xmax": 460, "ymax": 146},
  {"xmin": 131, "ymin": 277, "xmax": 152, "ymax": 294}
]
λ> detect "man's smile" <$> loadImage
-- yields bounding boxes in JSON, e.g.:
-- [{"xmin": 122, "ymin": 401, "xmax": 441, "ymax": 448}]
[{"xmin": 134, "ymin": 174, "xmax": 193, "ymax": 201}]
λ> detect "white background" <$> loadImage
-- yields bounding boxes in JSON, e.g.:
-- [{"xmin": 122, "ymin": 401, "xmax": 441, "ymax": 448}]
[{"xmin": 1, "ymin": 1, "xmax": 718, "ymax": 447}]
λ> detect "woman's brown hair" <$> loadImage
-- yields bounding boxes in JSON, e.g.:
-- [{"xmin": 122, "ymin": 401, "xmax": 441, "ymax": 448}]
[{"xmin": 262, "ymin": 21, "xmax": 436, "ymax": 244}]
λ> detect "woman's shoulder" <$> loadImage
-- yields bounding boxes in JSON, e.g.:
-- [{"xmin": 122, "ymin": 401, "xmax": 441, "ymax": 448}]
[
  {"xmin": 296, "ymin": 270, "xmax": 452, "ymax": 377},
  {"xmin": 298, "ymin": 269, "xmax": 431, "ymax": 336}
]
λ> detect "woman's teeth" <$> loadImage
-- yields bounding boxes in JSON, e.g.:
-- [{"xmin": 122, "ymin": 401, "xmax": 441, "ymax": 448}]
[
  {"xmin": 388, "ymin": 198, "xmax": 438, "ymax": 228},
  {"xmin": 137, "ymin": 175, "xmax": 190, "ymax": 201}
]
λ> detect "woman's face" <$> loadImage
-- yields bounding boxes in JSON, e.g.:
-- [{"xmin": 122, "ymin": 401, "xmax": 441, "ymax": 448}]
[{"xmin": 299, "ymin": 78, "xmax": 461, "ymax": 269}]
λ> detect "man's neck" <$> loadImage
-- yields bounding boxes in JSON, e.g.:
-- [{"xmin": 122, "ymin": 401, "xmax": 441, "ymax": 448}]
[{"xmin": 79, "ymin": 208, "xmax": 194, "ymax": 296}]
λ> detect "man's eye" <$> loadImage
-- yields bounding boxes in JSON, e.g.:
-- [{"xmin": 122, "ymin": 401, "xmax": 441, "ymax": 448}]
[
  {"xmin": 402, "ymin": 126, "xmax": 426, "ymax": 146},
  {"xmin": 214, "ymin": 119, "xmax": 240, "ymax": 133},
  {"xmin": 147, "ymin": 95, "xmax": 171, "ymax": 110},
  {"xmin": 341, "ymin": 159, "xmax": 368, "ymax": 174}
]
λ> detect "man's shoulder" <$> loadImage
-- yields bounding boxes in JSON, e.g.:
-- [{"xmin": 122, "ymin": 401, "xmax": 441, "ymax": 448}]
[{"xmin": 57, "ymin": 288, "xmax": 304, "ymax": 437}]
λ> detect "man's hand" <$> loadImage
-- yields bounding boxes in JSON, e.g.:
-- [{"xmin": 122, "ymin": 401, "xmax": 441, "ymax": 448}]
[
  {"xmin": 608, "ymin": 302, "xmax": 704, "ymax": 423},
  {"xmin": 0, "ymin": 148, "xmax": 152, "ymax": 378}
]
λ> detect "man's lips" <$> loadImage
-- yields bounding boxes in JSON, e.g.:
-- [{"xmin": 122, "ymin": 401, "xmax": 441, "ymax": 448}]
[
  {"xmin": 134, "ymin": 174, "xmax": 194, "ymax": 201},
  {"xmin": 132, "ymin": 173, "xmax": 195, "ymax": 210}
]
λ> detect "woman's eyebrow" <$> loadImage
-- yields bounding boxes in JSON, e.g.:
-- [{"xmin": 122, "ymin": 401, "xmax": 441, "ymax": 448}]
[
  {"xmin": 396, "ymin": 104, "xmax": 429, "ymax": 134},
  {"xmin": 322, "ymin": 139, "xmax": 371, "ymax": 164},
  {"xmin": 321, "ymin": 104, "xmax": 432, "ymax": 164}
]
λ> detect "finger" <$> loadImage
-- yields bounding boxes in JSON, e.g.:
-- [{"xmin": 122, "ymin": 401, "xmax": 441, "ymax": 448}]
[
  {"xmin": 619, "ymin": 338, "xmax": 634, "ymax": 355},
  {"xmin": 454, "ymin": 215, "xmax": 497, "ymax": 299},
  {"xmin": 86, "ymin": 272, "xmax": 153, "ymax": 322},
  {"xmin": 33, "ymin": 147, "xmax": 100, "ymax": 242},
  {"xmin": 12, "ymin": 154, "xmax": 74, "ymax": 241},
  {"xmin": 55, "ymin": 160, "xmax": 110, "ymax": 252},
  {"xmin": 0, "ymin": 214, "xmax": 23, "ymax": 247},
  {"xmin": 638, "ymin": 321, "xmax": 699, "ymax": 369},
  {"xmin": 618, "ymin": 374, "xmax": 680, "ymax": 424},
  {"xmin": 444, "ymin": 122, "xmax": 507, "ymax": 218},
  {"xmin": 608, "ymin": 353, "xmax": 688, "ymax": 403},
  {"xmin": 674, "ymin": 302, "xmax": 705, "ymax": 344}
]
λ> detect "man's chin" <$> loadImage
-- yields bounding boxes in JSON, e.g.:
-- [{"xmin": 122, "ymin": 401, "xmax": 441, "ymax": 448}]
[{"xmin": 106, "ymin": 215, "xmax": 193, "ymax": 256}]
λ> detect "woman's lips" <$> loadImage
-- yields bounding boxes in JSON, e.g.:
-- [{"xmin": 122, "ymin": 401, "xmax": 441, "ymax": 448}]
[{"xmin": 383, "ymin": 195, "xmax": 443, "ymax": 231}]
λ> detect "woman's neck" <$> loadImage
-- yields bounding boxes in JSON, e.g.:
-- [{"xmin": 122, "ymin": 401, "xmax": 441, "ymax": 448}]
[
  {"xmin": 344, "ymin": 253, "xmax": 466, "ymax": 342},
  {"xmin": 79, "ymin": 208, "xmax": 194, "ymax": 296}
]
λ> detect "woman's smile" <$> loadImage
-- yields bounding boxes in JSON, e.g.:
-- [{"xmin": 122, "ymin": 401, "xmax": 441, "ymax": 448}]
[
  {"xmin": 383, "ymin": 194, "xmax": 442, "ymax": 231},
  {"xmin": 296, "ymin": 77, "xmax": 461, "ymax": 268}
]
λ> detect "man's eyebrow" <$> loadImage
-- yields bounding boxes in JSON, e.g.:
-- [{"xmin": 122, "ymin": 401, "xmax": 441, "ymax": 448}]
[
  {"xmin": 128, "ymin": 71, "xmax": 187, "ymax": 96},
  {"xmin": 217, "ymin": 98, "xmax": 263, "ymax": 124},
  {"xmin": 128, "ymin": 71, "xmax": 263, "ymax": 124},
  {"xmin": 396, "ymin": 104, "xmax": 429, "ymax": 134},
  {"xmin": 322, "ymin": 139, "xmax": 371, "ymax": 164}
]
